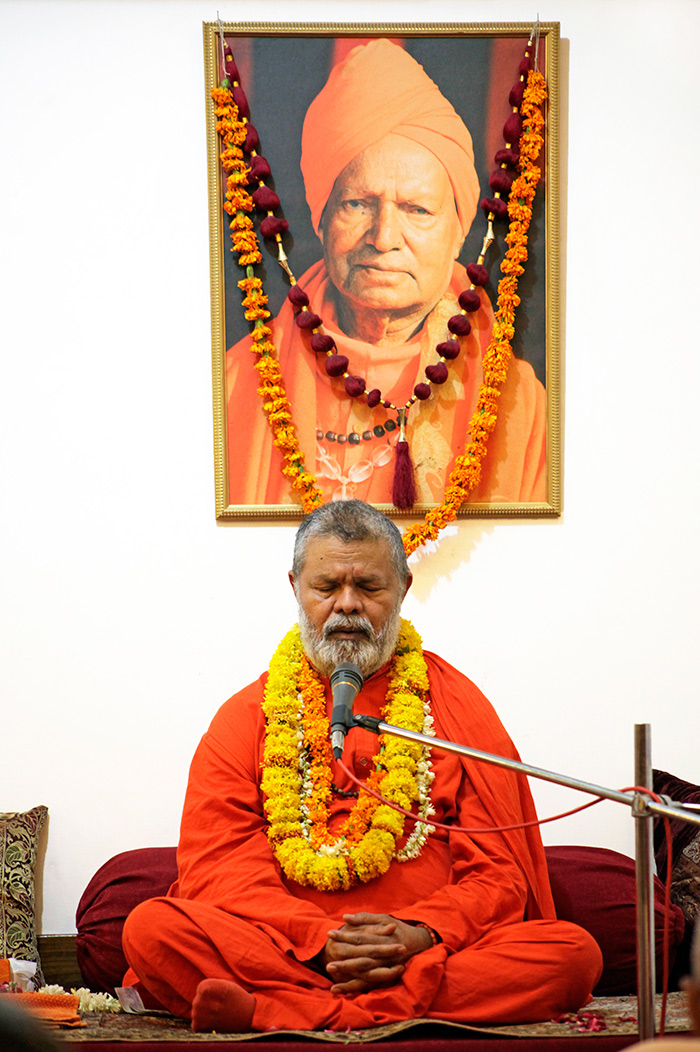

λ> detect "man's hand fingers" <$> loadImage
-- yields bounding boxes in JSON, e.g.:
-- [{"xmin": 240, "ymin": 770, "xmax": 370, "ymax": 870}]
[
  {"xmin": 326, "ymin": 943, "xmax": 406, "ymax": 972},
  {"xmin": 329, "ymin": 963, "xmax": 405, "ymax": 995},
  {"xmin": 327, "ymin": 924, "xmax": 396, "ymax": 945},
  {"xmin": 342, "ymin": 912, "xmax": 396, "ymax": 930}
]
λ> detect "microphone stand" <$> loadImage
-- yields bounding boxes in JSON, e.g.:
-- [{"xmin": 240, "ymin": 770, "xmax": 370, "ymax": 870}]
[{"xmin": 352, "ymin": 714, "xmax": 700, "ymax": 1042}]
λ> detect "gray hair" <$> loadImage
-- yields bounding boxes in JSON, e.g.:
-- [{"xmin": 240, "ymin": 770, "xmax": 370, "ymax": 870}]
[{"xmin": 291, "ymin": 501, "xmax": 409, "ymax": 587}]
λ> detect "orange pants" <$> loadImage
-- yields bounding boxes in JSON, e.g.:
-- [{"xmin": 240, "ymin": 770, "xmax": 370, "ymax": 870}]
[{"xmin": 122, "ymin": 897, "xmax": 602, "ymax": 1031}]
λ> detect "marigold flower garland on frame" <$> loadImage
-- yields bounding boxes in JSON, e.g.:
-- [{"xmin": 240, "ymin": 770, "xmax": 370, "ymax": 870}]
[
  {"xmin": 260, "ymin": 619, "xmax": 436, "ymax": 891},
  {"xmin": 212, "ymin": 37, "xmax": 548, "ymax": 549},
  {"xmin": 211, "ymin": 84, "xmax": 324, "ymax": 515},
  {"xmin": 402, "ymin": 66, "xmax": 547, "ymax": 556}
]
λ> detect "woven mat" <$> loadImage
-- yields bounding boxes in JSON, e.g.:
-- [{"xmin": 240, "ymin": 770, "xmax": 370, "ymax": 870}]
[{"xmin": 59, "ymin": 992, "xmax": 692, "ymax": 1043}]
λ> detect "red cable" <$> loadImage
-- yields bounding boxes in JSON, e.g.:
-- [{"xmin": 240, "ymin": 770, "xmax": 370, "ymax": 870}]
[{"xmin": 335, "ymin": 755, "xmax": 606, "ymax": 834}]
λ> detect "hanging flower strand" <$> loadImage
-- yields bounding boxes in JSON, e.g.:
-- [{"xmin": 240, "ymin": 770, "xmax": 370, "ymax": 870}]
[
  {"xmin": 402, "ymin": 57, "xmax": 548, "ymax": 556},
  {"xmin": 211, "ymin": 34, "xmax": 547, "ymax": 547},
  {"xmin": 213, "ymin": 51, "xmax": 323, "ymax": 514}
]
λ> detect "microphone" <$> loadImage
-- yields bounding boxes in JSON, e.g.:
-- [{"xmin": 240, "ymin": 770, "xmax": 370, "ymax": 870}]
[{"xmin": 329, "ymin": 662, "xmax": 363, "ymax": 759}]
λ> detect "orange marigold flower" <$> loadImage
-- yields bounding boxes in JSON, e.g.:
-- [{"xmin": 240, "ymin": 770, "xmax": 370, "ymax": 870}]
[
  {"xmin": 220, "ymin": 146, "xmax": 244, "ymax": 164},
  {"xmin": 225, "ymin": 189, "xmax": 253, "ymax": 213},
  {"xmin": 254, "ymin": 356, "xmax": 280, "ymax": 376},
  {"xmin": 226, "ymin": 169, "xmax": 250, "ymax": 188},
  {"xmin": 211, "ymin": 86, "xmax": 233, "ymax": 106},
  {"xmin": 232, "ymin": 231, "xmax": 259, "ymax": 253},
  {"xmin": 501, "ymin": 259, "xmax": 525, "ymax": 277},
  {"xmin": 242, "ymin": 291, "xmax": 266, "ymax": 308},
  {"xmin": 251, "ymin": 342, "xmax": 276, "ymax": 359},
  {"xmin": 230, "ymin": 213, "xmax": 254, "ymax": 231},
  {"xmin": 525, "ymin": 72, "xmax": 548, "ymax": 105},
  {"xmin": 238, "ymin": 276, "xmax": 263, "ymax": 293},
  {"xmin": 251, "ymin": 322, "xmax": 272, "ymax": 339},
  {"xmin": 227, "ymin": 186, "xmax": 253, "ymax": 207},
  {"xmin": 215, "ymin": 114, "xmax": 237, "ymax": 135}
]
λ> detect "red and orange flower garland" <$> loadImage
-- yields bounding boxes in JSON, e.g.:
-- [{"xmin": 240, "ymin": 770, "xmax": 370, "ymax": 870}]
[
  {"xmin": 211, "ymin": 86, "xmax": 324, "ymax": 513},
  {"xmin": 211, "ymin": 45, "xmax": 548, "ymax": 553},
  {"xmin": 261, "ymin": 619, "xmax": 435, "ymax": 890},
  {"xmin": 402, "ymin": 68, "xmax": 547, "ymax": 555}
]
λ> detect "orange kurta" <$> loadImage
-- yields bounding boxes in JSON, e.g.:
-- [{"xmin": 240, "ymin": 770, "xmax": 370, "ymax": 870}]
[
  {"xmin": 226, "ymin": 261, "xmax": 547, "ymax": 507},
  {"xmin": 122, "ymin": 652, "xmax": 601, "ymax": 1029}
]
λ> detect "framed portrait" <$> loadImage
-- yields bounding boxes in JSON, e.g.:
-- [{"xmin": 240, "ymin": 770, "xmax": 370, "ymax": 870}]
[{"xmin": 204, "ymin": 22, "xmax": 560, "ymax": 521}]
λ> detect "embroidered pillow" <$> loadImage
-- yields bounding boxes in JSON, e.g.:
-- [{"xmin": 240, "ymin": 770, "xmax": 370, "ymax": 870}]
[
  {"xmin": 0, "ymin": 806, "xmax": 48, "ymax": 987},
  {"xmin": 653, "ymin": 768, "xmax": 700, "ymax": 978}
]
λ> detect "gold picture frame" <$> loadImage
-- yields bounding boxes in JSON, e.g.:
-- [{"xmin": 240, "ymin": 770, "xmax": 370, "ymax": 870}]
[{"xmin": 204, "ymin": 22, "xmax": 560, "ymax": 521}]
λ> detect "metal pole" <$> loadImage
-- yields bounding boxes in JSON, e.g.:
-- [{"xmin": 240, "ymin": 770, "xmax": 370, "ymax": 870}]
[
  {"xmin": 634, "ymin": 723, "xmax": 656, "ymax": 1041},
  {"xmin": 351, "ymin": 715, "xmax": 700, "ymax": 828},
  {"xmin": 352, "ymin": 714, "xmax": 699, "ymax": 1042}
]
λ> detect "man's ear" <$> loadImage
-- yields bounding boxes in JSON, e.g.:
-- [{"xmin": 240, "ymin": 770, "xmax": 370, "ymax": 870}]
[
  {"xmin": 402, "ymin": 572, "xmax": 413, "ymax": 600},
  {"xmin": 288, "ymin": 570, "xmax": 297, "ymax": 595}
]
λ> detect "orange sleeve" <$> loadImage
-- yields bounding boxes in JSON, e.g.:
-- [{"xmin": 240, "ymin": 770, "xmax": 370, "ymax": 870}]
[{"xmin": 173, "ymin": 676, "xmax": 332, "ymax": 963}]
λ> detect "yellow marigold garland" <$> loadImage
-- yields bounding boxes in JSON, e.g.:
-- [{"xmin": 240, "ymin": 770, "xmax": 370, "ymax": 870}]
[
  {"xmin": 213, "ymin": 85, "xmax": 323, "ymax": 514},
  {"xmin": 260, "ymin": 619, "xmax": 436, "ymax": 891},
  {"xmin": 212, "ymin": 49, "xmax": 547, "ymax": 548}
]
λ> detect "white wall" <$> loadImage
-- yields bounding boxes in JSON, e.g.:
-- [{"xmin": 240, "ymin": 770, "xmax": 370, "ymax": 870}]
[{"xmin": 2, "ymin": 0, "xmax": 699, "ymax": 934}]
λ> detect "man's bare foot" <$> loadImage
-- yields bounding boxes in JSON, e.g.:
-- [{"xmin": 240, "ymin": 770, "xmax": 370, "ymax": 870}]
[{"xmin": 191, "ymin": 978, "xmax": 256, "ymax": 1033}]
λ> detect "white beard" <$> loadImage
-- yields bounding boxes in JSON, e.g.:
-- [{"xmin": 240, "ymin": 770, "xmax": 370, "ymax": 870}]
[{"xmin": 297, "ymin": 601, "xmax": 402, "ymax": 679}]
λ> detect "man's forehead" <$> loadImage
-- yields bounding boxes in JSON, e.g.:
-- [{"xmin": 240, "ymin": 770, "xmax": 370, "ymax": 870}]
[
  {"xmin": 334, "ymin": 139, "xmax": 453, "ymax": 201},
  {"xmin": 302, "ymin": 535, "xmax": 395, "ymax": 576}
]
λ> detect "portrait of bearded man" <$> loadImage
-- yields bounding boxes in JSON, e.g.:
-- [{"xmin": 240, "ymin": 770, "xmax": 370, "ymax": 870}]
[{"xmin": 220, "ymin": 35, "xmax": 550, "ymax": 509}]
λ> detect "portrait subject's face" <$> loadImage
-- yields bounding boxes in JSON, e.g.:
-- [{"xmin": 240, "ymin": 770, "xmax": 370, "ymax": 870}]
[
  {"xmin": 289, "ymin": 534, "xmax": 409, "ymax": 678},
  {"xmin": 320, "ymin": 135, "xmax": 464, "ymax": 326}
]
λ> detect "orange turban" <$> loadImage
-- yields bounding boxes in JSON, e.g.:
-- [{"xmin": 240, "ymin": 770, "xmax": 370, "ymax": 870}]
[{"xmin": 300, "ymin": 39, "xmax": 480, "ymax": 238}]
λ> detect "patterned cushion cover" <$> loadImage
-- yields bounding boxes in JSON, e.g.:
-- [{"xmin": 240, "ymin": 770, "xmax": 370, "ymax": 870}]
[
  {"xmin": 653, "ymin": 768, "xmax": 700, "ymax": 979},
  {"xmin": 0, "ymin": 806, "xmax": 48, "ymax": 987},
  {"xmin": 653, "ymin": 769, "xmax": 700, "ymax": 921}
]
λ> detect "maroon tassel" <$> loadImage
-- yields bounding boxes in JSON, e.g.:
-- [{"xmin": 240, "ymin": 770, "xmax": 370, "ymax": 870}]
[
  {"xmin": 393, "ymin": 440, "xmax": 417, "ymax": 510},
  {"xmin": 260, "ymin": 216, "xmax": 289, "ymax": 239},
  {"xmin": 248, "ymin": 155, "xmax": 271, "ymax": 180}
]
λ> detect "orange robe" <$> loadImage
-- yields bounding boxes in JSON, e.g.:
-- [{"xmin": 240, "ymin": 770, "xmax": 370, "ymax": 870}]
[
  {"xmin": 122, "ymin": 652, "xmax": 601, "ymax": 1029},
  {"xmin": 226, "ymin": 262, "xmax": 547, "ymax": 507}
]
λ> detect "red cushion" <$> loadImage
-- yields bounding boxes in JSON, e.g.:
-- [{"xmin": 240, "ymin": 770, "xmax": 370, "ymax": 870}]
[
  {"xmin": 75, "ymin": 843, "xmax": 685, "ymax": 997},
  {"xmin": 545, "ymin": 844, "xmax": 685, "ymax": 995},
  {"xmin": 75, "ymin": 847, "xmax": 177, "ymax": 992}
]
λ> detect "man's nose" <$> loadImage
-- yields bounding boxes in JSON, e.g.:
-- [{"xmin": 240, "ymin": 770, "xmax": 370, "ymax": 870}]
[
  {"xmin": 334, "ymin": 585, "xmax": 363, "ymax": 613},
  {"xmin": 367, "ymin": 202, "xmax": 402, "ymax": 252}
]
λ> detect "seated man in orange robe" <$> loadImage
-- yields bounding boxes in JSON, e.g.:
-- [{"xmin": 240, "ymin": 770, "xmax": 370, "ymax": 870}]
[
  {"xmin": 226, "ymin": 39, "xmax": 547, "ymax": 508},
  {"xmin": 122, "ymin": 500, "xmax": 601, "ymax": 1033}
]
